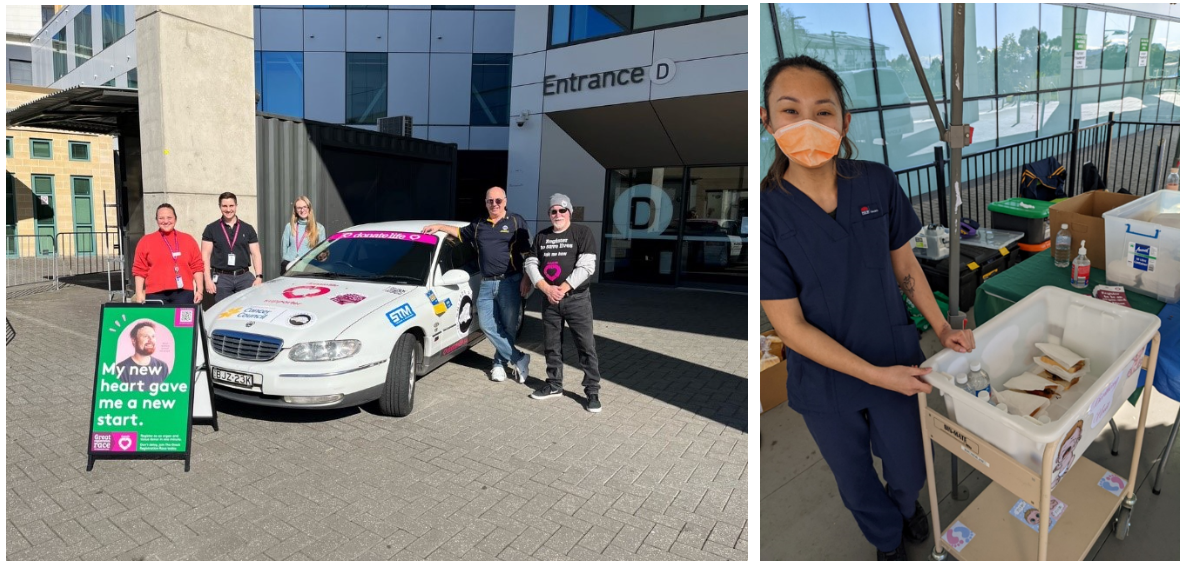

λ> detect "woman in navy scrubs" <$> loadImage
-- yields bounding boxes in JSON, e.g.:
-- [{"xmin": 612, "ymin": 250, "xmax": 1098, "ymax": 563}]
[{"xmin": 760, "ymin": 56, "xmax": 976, "ymax": 561}]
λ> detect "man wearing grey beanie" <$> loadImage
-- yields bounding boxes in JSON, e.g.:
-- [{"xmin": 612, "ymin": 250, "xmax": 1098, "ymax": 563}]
[{"xmin": 521, "ymin": 193, "xmax": 603, "ymax": 412}]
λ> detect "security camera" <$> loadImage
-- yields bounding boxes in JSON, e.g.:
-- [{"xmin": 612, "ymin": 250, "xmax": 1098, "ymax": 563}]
[{"xmin": 516, "ymin": 110, "xmax": 530, "ymax": 127}]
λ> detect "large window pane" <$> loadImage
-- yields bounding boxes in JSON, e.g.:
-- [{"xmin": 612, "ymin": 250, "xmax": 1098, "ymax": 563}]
[
  {"xmin": 845, "ymin": 111, "xmax": 886, "ymax": 164},
  {"xmin": 869, "ymin": 3, "xmax": 944, "ymax": 106},
  {"xmin": 346, "ymin": 53, "xmax": 387, "ymax": 125},
  {"xmin": 603, "ymin": 167, "xmax": 683, "ymax": 285},
  {"xmin": 1147, "ymin": 18, "xmax": 1169, "ymax": 78},
  {"xmin": 1038, "ymin": 90, "xmax": 1071, "ymax": 138},
  {"xmin": 680, "ymin": 166, "xmax": 747, "ymax": 287},
  {"xmin": 1141, "ymin": 79, "xmax": 1163, "ymax": 122},
  {"xmin": 569, "ymin": 6, "xmax": 631, "ymax": 43},
  {"xmin": 773, "ymin": 3, "xmax": 878, "ymax": 109},
  {"xmin": 52, "ymin": 29, "xmax": 67, "ymax": 81},
  {"xmin": 1040, "ymin": 5, "xmax": 1075, "ymax": 91},
  {"xmin": 997, "ymin": 3, "xmax": 1039, "ymax": 95},
  {"xmin": 471, "ymin": 53, "xmax": 511, "ymax": 126},
  {"xmin": 1125, "ymin": 17, "xmax": 1151, "ymax": 83},
  {"xmin": 997, "ymin": 94, "xmax": 1037, "ymax": 147},
  {"xmin": 1164, "ymin": 22, "xmax": 1179, "ymax": 79},
  {"xmin": 102, "ymin": 6, "xmax": 125, "ymax": 49},
  {"xmin": 884, "ymin": 105, "xmax": 945, "ymax": 170},
  {"xmin": 704, "ymin": 6, "xmax": 746, "ymax": 17},
  {"xmin": 962, "ymin": 98, "xmax": 997, "ymax": 152},
  {"xmin": 254, "ymin": 52, "xmax": 262, "ymax": 111},
  {"xmin": 1157, "ymin": 78, "xmax": 1179, "ymax": 122},
  {"xmin": 1101, "ymin": 12, "xmax": 1130, "ymax": 84},
  {"xmin": 74, "ymin": 6, "xmax": 92, "ymax": 67},
  {"xmin": 1097, "ymin": 84, "xmax": 1123, "ymax": 123},
  {"xmin": 634, "ymin": 6, "xmax": 701, "ymax": 29},
  {"xmin": 261, "ymin": 52, "xmax": 304, "ymax": 118},
  {"xmin": 127, "ymin": 68, "xmax": 137, "ymax": 89},
  {"xmin": 941, "ymin": 3, "xmax": 995, "ymax": 99},
  {"xmin": 1120, "ymin": 83, "xmax": 1144, "ymax": 122},
  {"xmin": 1072, "ymin": 86, "xmax": 1101, "ymax": 126},
  {"xmin": 1073, "ymin": 8, "xmax": 1105, "ymax": 87},
  {"xmin": 551, "ymin": 5, "xmax": 570, "ymax": 45},
  {"xmin": 760, "ymin": 129, "xmax": 775, "ymax": 181},
  {"xmin": 760, "ymin": 3, "xmax": 779, "ymax": 88}
]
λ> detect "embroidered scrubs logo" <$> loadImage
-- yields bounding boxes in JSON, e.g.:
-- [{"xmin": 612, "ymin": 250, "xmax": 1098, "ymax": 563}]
[{"xmin": 860, "ymin": 206, "xmax": 880, "ymax": 216}]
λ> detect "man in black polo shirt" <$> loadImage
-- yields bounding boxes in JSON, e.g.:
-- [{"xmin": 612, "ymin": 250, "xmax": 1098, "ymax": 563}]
[
  {"xmin": 201, "ymin": 192, "xmax": 263, "ymax": 303},
  {"xmin": 422, "ymin": 186, "xmax": 532, "ymax": 383},
  {"xmin": 523, "ymin": 194, "xmax": 603, "ymax": 412}
]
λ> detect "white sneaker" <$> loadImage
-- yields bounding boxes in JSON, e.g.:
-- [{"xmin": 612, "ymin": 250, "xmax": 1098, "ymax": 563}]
[
  {"xmin": 490, "ymin": 365, "xmax": 507, "ymax": 382},
  {"xmin": 514, "ymin": 354, "xmax": 530, "ymax": 384}
]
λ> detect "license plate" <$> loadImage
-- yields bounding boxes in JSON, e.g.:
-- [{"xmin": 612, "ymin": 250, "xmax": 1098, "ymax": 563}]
[{"xmin": 212, "ymin": 367, "xmax": 254, "ymax": 388}]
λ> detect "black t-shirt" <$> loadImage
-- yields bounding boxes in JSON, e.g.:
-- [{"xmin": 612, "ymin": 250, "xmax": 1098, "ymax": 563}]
[
  {"xmin": 116, "ymin": 356, "xmax": 169, "ymax": 385},
  {"xmin": 531, "ymin": 224, "xmax": 597, "ymax": 291},
  {"xmin": 459, "ymin": 212, "xmax": 531, "ymax": 277},
  {"xmin": 202, "ymin": 219, "xmax": 259, "ymax": 271}
]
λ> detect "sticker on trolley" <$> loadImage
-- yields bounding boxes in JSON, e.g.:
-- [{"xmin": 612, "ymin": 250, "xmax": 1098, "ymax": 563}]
[
  {"xmin": 1098, "ymin": 471, "xmax": 1127, "ymax": 496},
  {"xmin": 1088, "ymin": 374, "xmax": 1122, "ymax": 429},
  {"xmin": 942, "ymin": 521, "xmax": 974, "ymax": 552},
  {"xmin": 1008, "ymin": 497, "xmax": 1067, "ymax": 533}
]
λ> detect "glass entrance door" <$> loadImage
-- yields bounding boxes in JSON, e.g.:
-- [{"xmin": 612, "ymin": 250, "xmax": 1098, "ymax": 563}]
[
  {"xmin": 603, "ymin": 167, "xmax": 684, "ymax": 285},
  {"xmin": 679, "ymin": 166, "xmax": 747, "ymax": 288}
]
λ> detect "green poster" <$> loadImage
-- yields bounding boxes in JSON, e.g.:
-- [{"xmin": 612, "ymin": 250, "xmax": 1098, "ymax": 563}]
[
  {"xmin": 1074, "ymin": 33, "xmax": 1087, "ymax": 51},
  {"xmin": 1140, "ymin": 38, "xmax": 1150, "ymax": 52},
  {"xmin": 88, "ymin": 304, "xmax": 197, "ymax": 458}
]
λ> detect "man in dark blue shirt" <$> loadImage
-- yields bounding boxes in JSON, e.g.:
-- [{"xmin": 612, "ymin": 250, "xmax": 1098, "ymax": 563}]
[{"xmin": 422, "ymin": 186, "xmax": 532, "ymax": 383}]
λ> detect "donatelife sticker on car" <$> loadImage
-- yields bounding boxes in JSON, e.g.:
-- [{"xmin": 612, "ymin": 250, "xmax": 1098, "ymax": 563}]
[
  {"xmin": 329, "ymin": 231, "xmax": 439, "ymax": 245},
  {"xmin": 386, "ymin": 304, "xmax": 415, "ymax": 327},
  {"xmin": 283, "ymin": 285, "xmax": 332, "ymax": 299}
]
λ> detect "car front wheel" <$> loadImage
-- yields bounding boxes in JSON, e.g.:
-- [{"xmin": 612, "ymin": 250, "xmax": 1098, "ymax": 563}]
[{"xmin": 379, "ymin": 333, "xmax": 419, "ymax": 417}]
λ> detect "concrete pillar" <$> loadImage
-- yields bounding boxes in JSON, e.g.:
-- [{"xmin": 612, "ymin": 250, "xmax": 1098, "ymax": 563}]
[{"xmin": 135, "ymin": 6, "xmax": 256, "ymax": 240}]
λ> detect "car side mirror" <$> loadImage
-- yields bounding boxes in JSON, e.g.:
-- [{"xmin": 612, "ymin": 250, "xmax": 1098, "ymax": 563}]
[{"xmin": 439, "ymin": 269, "xmax": 470, "ymax": 287}]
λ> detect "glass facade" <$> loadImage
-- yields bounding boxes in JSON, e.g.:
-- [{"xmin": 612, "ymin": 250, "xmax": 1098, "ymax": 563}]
[
  {"xmin": 470, "ymin": 54, "xmax": 512, "ymax": 126},
  {"xmin": 74, "ymin": 6, "xmax": 92, "ymax": 67},
  {"xmin": 550, "ymin": 5, "xmax": 747, "ymax": 47},
  {"xmin": 346, "ymin": 53, "xmax": 387, "ymax": 125},
  {"xmin": 52, "ymin": 29, "xmax": 67, "ymax": 81},
  {"xmin": 761, "ymin": 3, "xmax": 1181, "ymax": 177},
  {"xmin": 602, "ymin": 165, "xmax": 747, "ymax": 289},
  {"xmin": 102, "ymin": 6, "xmax": 126, "ymax": 49},
  {"xmin": 127, "ymin": 68, "xmax": 137, "ymax": 89},
  {"xmin": 260, "ymin": 52, "xmax": 304, "ymax": 118}
]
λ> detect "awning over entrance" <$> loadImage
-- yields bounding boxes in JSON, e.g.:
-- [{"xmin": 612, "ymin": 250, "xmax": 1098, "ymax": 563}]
[
  {"xmin": 546, "ymin": 90, "xmax": 745, "ymax": 169},
  {"xmin": 6, "ymin": 86, "xmax": 139, "ymax": 135}
]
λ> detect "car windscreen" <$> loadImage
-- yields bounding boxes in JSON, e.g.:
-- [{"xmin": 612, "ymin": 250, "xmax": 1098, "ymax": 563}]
[{"xmin": 286, "ymin": 231, "xmax": 438, "ymax": 286}]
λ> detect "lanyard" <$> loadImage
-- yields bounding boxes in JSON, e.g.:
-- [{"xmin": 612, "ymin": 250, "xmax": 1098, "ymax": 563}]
[
  {"xmin": 294, "ymin": 224, "xmax": 307, "ymax": 252},
  {"xmin": 160, "ymin": 231, "xmax": 181, "ymax": 274},
  {"xmin": 220, "ymin": 221, "xmax": 241, "ymax": 251}
]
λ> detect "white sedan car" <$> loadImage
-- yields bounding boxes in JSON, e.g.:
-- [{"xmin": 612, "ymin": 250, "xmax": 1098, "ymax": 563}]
[{"xmin": 203, "ymin": 220, "xmax": 488, "ymax": 417}]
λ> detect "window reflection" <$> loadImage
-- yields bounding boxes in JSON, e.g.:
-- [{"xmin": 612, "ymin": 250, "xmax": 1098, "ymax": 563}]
[
  {"xmin": 869, "ymin": 3, "xmax": 944, "ymax": 105},
  {"xmin": 261, "ymin": 52, "xmax": 304, "ymax": 118},
  {"xmin": 346, "ymin": 53, "xmax": 387, "ymax": 125},
  {"xmin": 996, "ymin": 4, "xmax": 1039, "ymax": 95},
  {"xmin": 773, "ymin": 3, "xmax": 878, "ymax": 109},
  {"xmin": 1040, "ymin": 5, "xmax": 1075, "ymax": 91},
  {"xmin": 1101, "ymin": 12, "xmax": 1131, "ymax": 85}
]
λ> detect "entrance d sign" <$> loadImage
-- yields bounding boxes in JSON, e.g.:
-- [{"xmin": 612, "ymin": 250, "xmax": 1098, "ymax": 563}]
[{"xmin": 544, "ymin": 59, "xmax": 677, "ymax": 96}]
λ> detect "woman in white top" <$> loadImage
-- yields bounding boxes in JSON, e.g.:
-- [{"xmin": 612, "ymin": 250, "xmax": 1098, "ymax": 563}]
[{"xmin": 280, "ymin": 195, "xmax": 326, "ymax": 272}]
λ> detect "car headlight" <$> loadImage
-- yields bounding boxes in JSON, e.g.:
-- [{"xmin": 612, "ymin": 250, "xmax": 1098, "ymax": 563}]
[{"xmin": 289, "ymin": 340, "xmax": 362, "ymax": 361}]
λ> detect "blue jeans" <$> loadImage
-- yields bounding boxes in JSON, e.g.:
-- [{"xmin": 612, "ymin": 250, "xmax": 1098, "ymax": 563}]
[{"xmin": 478, "ymin": 273, "xmax": 524, "ymax": 367}]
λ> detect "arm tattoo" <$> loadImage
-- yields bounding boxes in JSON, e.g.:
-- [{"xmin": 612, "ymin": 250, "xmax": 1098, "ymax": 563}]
[{"xmin": 900, "ymin": 273, "xmax": 916, "ymax": 296}]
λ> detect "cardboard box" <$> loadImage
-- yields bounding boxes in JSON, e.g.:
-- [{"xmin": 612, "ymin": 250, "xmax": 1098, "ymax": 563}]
[
  {"xmin": 1048, "ymin": 191, "xmax": 1139, "ymax": 266},
  {"xmin": 760, "ymin": 330, "xmax": 788, "ymax": 413}
]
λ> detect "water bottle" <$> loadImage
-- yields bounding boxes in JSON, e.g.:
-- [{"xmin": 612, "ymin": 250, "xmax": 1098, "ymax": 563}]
[
  {"xmin": 1167, "ymin": 168, "xmax": 1179, "ymax": 191},
  {"xmin": 968, "ymin": 361, "xmax": 991, "ymax": 399},
  {"xmin": 977, "ymin": 391, "xmax": 996, "ymax": 406},
  {"xmin": 955, "ymin": 373, "xmax": 974, "ymax": 395},
  {"xmin": 1054, "ymin": 224, "xmax": 1072, "ymax": 267},
  {"xmin": 1070, "ymin": 240, "xmax": 1091, "ymax": 289}
]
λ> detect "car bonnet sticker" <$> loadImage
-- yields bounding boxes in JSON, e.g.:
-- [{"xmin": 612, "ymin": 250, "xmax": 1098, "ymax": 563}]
[
  {"xmin": 287, "ymin": 312, "xmax": 316, "ymax": 327},
  {"xmin": 283, "ymin": 285, "xmax": 332, "ymax": 299},
  {"xmin": 330, "ymin": 293, "xmax": 366, "ymax": 305},
  {"xmin": 386, "ymin": 304, "xmax": 415, "ymax": 327},
  {"xmin": 457, "ymin": 294, "xmax": 474, "ymax": 334},
  {"xmin": 426, "ymin": 290, "xmax": 446, "ymax": 316}
]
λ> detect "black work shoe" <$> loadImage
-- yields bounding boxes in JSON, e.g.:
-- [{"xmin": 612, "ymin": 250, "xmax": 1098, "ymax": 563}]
[
  {"xmin": 903, "ymin": 500, "xmax": 929, "ymax": 543},
  {"xmin": 585, "ymin": 394, "xmax": 602, "ymax": 413},
  {"xmin": 876, "ymin": 540, "xmax": 908, "ymax": 561},
  {"xmin": 530, "ymin": 383, "xmax": 562, "ymax": 400}
]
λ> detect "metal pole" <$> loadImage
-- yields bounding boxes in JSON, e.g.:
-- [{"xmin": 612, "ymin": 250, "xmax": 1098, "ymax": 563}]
[
  {"xmin": 1102, "ymin": 112, "xmax": 1115, "ymax": 188},
  {"xmin": 891, "ymin": 3, "xmax": 966, "ymax": 327},
  {"xmin": 1153, "ymin": 139, "xmax": 1165, "ymax": 194},
  {"xmin": 1068, "ymin": 118, "xmax": 1081, "ymax": 195},
  {"xmin": 934, "ymin": 146, "xmax": 948, "ymax": 228}
]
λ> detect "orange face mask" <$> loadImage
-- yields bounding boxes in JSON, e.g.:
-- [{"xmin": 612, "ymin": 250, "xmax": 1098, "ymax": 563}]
[{"xmin": 772, "ymin": 120, "xmax": 842, "ymax": 169}]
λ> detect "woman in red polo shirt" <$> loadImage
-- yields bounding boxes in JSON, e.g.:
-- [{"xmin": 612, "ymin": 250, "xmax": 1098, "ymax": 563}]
[{"xmin": 132, "ymin": 203, "xmax": 205, "ymax": 304}]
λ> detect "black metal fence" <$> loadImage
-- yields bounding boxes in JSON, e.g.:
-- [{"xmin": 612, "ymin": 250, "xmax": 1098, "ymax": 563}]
[{"xmin": 897, "ymin": 113, "xmax": 1180, "ymax": 229}]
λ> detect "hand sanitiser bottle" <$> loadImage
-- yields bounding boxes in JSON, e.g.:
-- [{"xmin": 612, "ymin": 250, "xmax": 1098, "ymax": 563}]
[{"xmin": 1070, "ymin": 240, "xmax": 1091, "ymax": 289}]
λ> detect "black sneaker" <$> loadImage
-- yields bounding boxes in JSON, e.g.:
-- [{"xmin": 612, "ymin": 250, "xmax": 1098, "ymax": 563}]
[
  {"xmin": 530, "ymin": 383, "xmax": 562, "ymax": 400},
  {"xmin": 903, "ymin": 500, "xmax": 929, "ymax": 543},
  {"xmin": 876, "ymin": 540, "xmax": 908, "ymax": 561},
  {"xmin": 585, "ymin": 394, "xmax": 601, "ymax": 413}
]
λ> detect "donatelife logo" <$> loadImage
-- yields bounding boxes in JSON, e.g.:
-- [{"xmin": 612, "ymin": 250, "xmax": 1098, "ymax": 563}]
[{"xmin": 386, "ymin": 304, "xmax": 415, "ymax": 327}]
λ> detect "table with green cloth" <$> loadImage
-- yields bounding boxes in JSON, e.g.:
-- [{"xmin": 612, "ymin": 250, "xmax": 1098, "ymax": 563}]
[
  {"xmin": 974, "ymin": 248, "xmax": 1167, "ymax": 405},
  {"xmin": 975, "ymin": 248, "xmax": 1164, "ymax": 323}
]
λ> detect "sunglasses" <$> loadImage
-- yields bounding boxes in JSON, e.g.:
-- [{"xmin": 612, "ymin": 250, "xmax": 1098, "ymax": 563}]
[
  {"xmin": 485, "ymin": 198, "xmax": 505, "ymax": 205},
  {"xmin": 549, "ymin": 208, "xmax": 569, "ymax": 216}
]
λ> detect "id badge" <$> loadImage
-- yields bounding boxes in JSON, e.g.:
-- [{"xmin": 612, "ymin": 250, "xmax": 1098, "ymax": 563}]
[
  {"xmin": 212, "ymin": 274, "xmax": 219, "ymax": 284},
  {"xmin": 171, "ymin": 251, "xmax": 181, "ymax": 259},
  {"xmin": 175, "ymin": 276, "xmax": 184, "ymax": 289},
  {"xmin": 227, "ymin": 253, "xmax": 236, "ymax": 266}
]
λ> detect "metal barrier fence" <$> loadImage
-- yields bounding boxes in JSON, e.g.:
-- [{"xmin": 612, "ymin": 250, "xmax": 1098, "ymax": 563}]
[
  {"xmin": 6, "ymin": 231, "xmax": 125, "ymax": 295},
  {"xmin": 897, "ymin": 114, "xmax": 1180, "ymax": 229}
]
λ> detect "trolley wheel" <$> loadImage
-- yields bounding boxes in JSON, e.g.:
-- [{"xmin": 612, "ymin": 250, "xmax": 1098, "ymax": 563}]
[
  {"xmin": 1113, "ymin": 506, "xmax": 1132, "ymax": 540},
  {"xmin": 929, "ymin": 545, "xmax": 949, "ymax": 561}
]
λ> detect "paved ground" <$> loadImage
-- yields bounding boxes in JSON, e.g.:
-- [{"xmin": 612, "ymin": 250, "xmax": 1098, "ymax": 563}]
[{"xmin": 7, "ymin": 283, "xmax": 748, "ymax": 560}]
